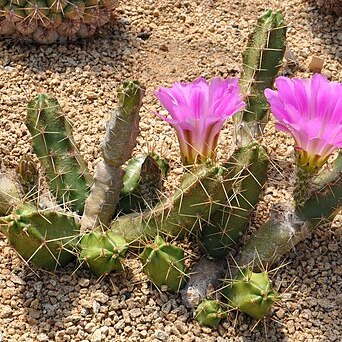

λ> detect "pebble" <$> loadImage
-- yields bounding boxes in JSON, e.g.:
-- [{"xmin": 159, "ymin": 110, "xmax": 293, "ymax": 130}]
[{"xmin": 91, "ymin": 328, "xmax": 102, "ymax": 342}]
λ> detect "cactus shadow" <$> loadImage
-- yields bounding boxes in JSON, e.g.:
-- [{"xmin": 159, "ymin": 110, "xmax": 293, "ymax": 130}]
[
  {"xmin": 13, "ymin": 260, "xmax": 136, "ymax": 339},
  {"xmin": 9, "ymin": 261, "xmax": 81, "ymax": 338},
  {"xmin": 0, "ymin": 17, "xmax": 138, "ymax": 74},
  {"xmin": 307, "ymin": 3, "xmax": 342, "ymax": 61}
]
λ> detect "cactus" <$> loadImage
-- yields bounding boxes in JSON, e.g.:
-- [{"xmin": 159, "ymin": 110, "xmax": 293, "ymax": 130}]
[
  {"xmin": 198, "ymin": 10, "xmax": 286, "ymax": 258},
  {"xmin": 199, "ymin": 143, "xmax": 269, "ymax": 257},
  {"xmin": 79, "ymin": 230, "xmax": 128, "ymax": 277},
  {"xmin": 140, "ymin": 236, "xmax": 186, "ymax": 292},
  {"xmin": 26, "ymin": 94, "xmax": 92, "ymax": 214},
  {"xmin": 195, "ymin": 300, "xmax": 227, "ymax": 328},
  {"xmin": 236, "ymin": 9, "xmax": 287, "ymax": 143},
  {"xmin": 0, "ymin": 0, "xmax": 117, "ymax": 44},
  {"xmin": 236, "ymin": 153, "xmax": 342, "ymax": 269},
  {"xmin": 110, "ymin": 143, "xmax": 263, "ymax": 245},
  {"xmin": 0, "ymin": 204, "xmax": 79, "ymax": 270},
  {"xmin": 221, "ymin": 268, "xmax": 278, "ymax": 320},
  {"xmin": 117, "ymin": 153, "xmax": 169, "ymax": 213},
  {"xmin": 81, "ymin": 81, "xmax": 144, "ymax": 232}
]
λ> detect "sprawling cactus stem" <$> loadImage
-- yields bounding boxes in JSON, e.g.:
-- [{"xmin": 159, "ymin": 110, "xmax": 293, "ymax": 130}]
[
  {"xmin": 81, "ymin": 81, "xmax": 144, "ymax": 232},
  {"xmin": 236, "ymin": 9, "xmax": 287, "ymax": 145},
  {"xmin": 26, "ymin": 94, "xmax": 92, "ymax": 213},
  {"xmin": 236, "ymin": 154, "xmax": 342, "ymax": 269},
  {"xmin": 0, "ymin": 173, "xmax": 23, "ymax": 216},
  {"xmin": 110, "ymin": 163, "xmax": 224, "ymax": 243},
  {"xmin": 199, "ymin": 143, "xmax": 268, "ymax": 257},
  {"xmin": 0, "ymin": 204, "xmax": 79, "ymax": 270},
  {"xmin": 110, "ymin": 143, "xmax": 259, "ymax": 246}
]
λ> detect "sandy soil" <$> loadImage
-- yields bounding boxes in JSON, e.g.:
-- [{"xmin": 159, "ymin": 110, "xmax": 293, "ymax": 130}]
[{"xmin": 0, "ymin": 0, "xmax": 341, "ymax": 341}]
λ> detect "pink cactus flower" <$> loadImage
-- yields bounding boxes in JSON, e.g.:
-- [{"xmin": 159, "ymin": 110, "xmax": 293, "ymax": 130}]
[
  {"xmin": 154, "ymin": 77, "xmax": 245, "ymax": 165},
  {"xmin": 265, "ymin": 74, "xmax": 342, "ymax": 172}
]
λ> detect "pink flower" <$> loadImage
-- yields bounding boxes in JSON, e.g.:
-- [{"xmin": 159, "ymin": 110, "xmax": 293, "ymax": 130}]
[
  {"xmin": 154, "ymin": 77, "xmax": 245, "ymax": 165},
  {"xmin": 265, "ymin": 74, "xmax": 342, "ymax": 172}
]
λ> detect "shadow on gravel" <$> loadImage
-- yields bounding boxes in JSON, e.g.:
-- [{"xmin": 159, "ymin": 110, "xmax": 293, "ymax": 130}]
[
  {"xmin": 11, "ymin": 259, "xmax": 138, "ymax": 340},
  {"xmin": 307, "ymin": 3, "xmax": 342, "ymax": 61},
  {"xmin": 0, "ymin": 18, "xmax": 139, "ymax": 75}
]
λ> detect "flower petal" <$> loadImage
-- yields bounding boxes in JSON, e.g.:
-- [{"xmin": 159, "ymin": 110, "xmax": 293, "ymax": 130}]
[
  {"xmin": 265, "ymin": 75, "xmax": 342, "ymax": 169},
  {"xmin": 154, "ymin": 77, "xmax": 245, "ymax": 164}
]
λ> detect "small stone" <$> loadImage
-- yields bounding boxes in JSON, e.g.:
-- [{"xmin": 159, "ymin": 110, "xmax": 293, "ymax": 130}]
[
  {"xmin": 276, "ymin": 308, "xmax": 286, "ymax": 319},
  {"xmin": 0, "ymin": 306, "xmax": 12, "ymax": 318},
  {"xmin": 155, "ymin": 330, "xmax": 169, "ymax": 341},
  {"xmin": 37, "ymin": 333, "xmax": 49, "ymax": 341},
  {"xmin": 92, "ymin": 300, "xmax": 101, "ymax": 314},
  {"xmin": 85, "ymin": 323, "xmax": 95, "ymax": 333},
  {"xmin": 160, "ymin": 44, "xmax": 169, "ymax": 52},
  {"xmin": 91, "ymin": 328, "xmax": 102, "ymax": 342},
  {"xmin": 328, "ymin": 243, "xmax": 338, "ymax": 252},
  {"xmin": 79, "ymin": 278, "xmax": 90, "ymax": 287},
  {"xmin": 175, "ymin": 322, "xmax": 187, "ymax": 334},
  {"xmin": 93, "ymin": 292, "xmax": 109, "ymax": 304},
  {"xmin": 10, "ymin": 274, "xmax": 26, "ymax": 285},
  {"xmin": 30, "ymin": 298, "xmax": 40, "ymax": 309},
  {"xmin": 80, "ymin": 299, "xmax": 93, "ymax": 309},
  {"xmin": 28, "ymin": 309, "xmax": 41, "ymax": 319}
]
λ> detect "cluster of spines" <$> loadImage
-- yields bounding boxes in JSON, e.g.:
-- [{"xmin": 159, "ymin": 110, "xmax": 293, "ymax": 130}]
[
  {"xmin": 0, "ymin": 0, "xmax": 117, "ymax": 43},
  {"xmin": 199, "ymin": 142, "xmax": 269, "ymax": 257},
  {"xmin": 79, "ymin": 229, "xmax": 127, "ymax": 276},
  {"xmin": 236, "ymin": 9, "xmax": 287, "ymax": 143}
]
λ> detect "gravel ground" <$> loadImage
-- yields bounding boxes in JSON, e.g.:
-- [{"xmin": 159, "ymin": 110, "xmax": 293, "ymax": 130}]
[{"xmin": 0, "ymin": 0, "xmax": 341, "ymax": 341}]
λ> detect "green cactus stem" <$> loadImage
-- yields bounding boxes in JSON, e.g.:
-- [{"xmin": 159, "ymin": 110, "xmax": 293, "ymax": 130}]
[
  {"xmin": 79, "ymin": 230, "xmax": 128, "ymax": 277},
  {"xmin": 236, "ymin": 154, "xmax": 342, "ymax": 269},
  {"xmin": 0, "ymin": 173, "xmax": 23, "ymax": 216},
  {"xmin": 0, "ymin": 204, "xmax": 79, "ymax": 270},
  {"xmin": 81, "ymin": 81, "xmax": 144, "ymax": 232},
  {"xmin": 217, "ymin": 157, "xmax": 341, "ymax": 320},
  {"xmin": 140, "ymin": 236, "xmax": 186, "ymax": 292},
  {"xmin": 117, "ymin": 153, "xmax": 169, "ymax": 213},
  {"xmin": 110, "ymin": 144, "xmax": 259, "ymax": 246},
  {"xmin": 195, "ymin": 300, "xmax": 227, "ymax": 328},
  {"xmin": 199, "ymin": 143, "xmax": 268, "ymax": 258},
  {"xmin": 221, "ymin": 268, "xmax": 278, "ymax": 320},
  {"xmin": 26, "ymin": 94, "xmax": 92, "ymax": 213},
  {"xmin": 236, "ymin": 9, "xmax": 287, "ymax": 144}
]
